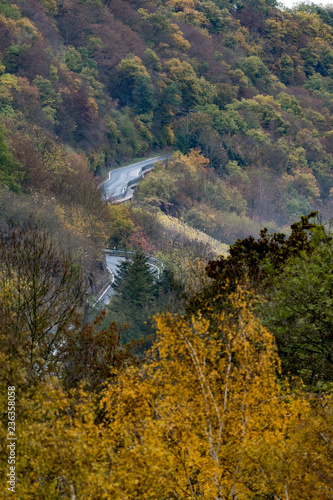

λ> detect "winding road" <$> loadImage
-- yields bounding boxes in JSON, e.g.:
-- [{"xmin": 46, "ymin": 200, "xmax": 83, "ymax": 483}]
[
  {"xmin": 98, "ymin": 155, "xmax": 170, "ymax": 203},
  {"xmin": 96, "ymin": 155, "xmax": 168, "ymax": 304}
]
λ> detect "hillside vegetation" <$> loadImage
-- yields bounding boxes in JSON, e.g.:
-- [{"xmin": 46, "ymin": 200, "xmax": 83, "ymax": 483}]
[
  {"xmin": 1, "ymin": 1, "xmax": 333, "ymax": 498},
  {"xmin": 1, "ymin": 0, "xmax": 333, "ymax": 245}
]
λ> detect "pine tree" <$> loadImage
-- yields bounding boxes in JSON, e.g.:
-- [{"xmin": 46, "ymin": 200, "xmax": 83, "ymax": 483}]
[
  {"xmin": 112, "ymin": 251, "xmax": 156, "ymax": 308},
  {"xmin": 108, "ymin": 251, "xmax": 158, "ymax": 343},
  {"xmin": 111, "ymin": 257, "xmax": 131, "ymax": 290}
]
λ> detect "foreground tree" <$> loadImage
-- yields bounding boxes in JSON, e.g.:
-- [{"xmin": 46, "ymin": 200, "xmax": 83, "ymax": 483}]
[
  {"xmin": 100, "ymin": 290, "xmax": 333, "ymax": 499},
  {"xmin": 59, "ymin": 311, "xmax": 140, "ymax": 392},
  {"xmin": 261, "ymin": 238, "xmax": 333, "ymax": 385},
  {"xmin": 0, "ymin": 220, "xmax": 86, "ymax": 383},
  {"xmin": 0, "ymin": 290, "xmax": 332, "ymax": 498},
  {"xmin": 187, "ymin": 212, "xmax": 333, "ymax": 386},
  {"xmin": 187, "ymin": 212, "xmax": 323, "ymax": 314}
]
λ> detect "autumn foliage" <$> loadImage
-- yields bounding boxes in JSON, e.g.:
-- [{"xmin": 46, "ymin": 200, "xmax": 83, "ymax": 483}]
[
  {"xmin": 1, "ymin": 289, "xmax": 332, "ymax": 498},
  {"xmin": 1, "ymin": 0, "xmax": 333, "ymax": 496},
  {"xmin": 2, "ymin": 0, "xmax": 333, "ymax": 240}
]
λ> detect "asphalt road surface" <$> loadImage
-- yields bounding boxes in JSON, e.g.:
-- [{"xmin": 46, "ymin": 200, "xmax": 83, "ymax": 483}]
[
  {"xmin": 96, "ymin": 155, "xmax": 169, "ymax": 304},
  {"xmin": 96, "ymin": 255, "xmax": 122, "ymax": 305},
  {"xmin": 99, "ymin": 155, "xmax": 170, "ymax": 202}
]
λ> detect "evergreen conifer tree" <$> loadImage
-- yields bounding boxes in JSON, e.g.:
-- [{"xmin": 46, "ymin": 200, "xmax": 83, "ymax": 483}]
[
  {"xmin": 109, "ymin": 251, "xmax": 158, "ymax": 343},
  {"xmin": 111, "ymin": 257, "xmax": 131, "ymax": 290}
]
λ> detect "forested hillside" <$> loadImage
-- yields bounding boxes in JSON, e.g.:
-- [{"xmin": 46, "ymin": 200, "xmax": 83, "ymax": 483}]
[
  {"xmin": 1, "ymin": 0, "xmax": 333, "ymax": 498},
  {"xmin": 2, "ymin": 0, "xmax": 333, "ymax": 246}
]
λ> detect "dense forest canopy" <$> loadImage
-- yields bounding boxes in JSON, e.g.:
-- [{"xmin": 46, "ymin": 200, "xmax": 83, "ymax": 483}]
[
  {"xmin": 1, "ymin": 0, "xmax": 333, "ymax": 498},
  {"xmin": 1, "ymin": 0, "xmax": 333, "ymax": 246}
]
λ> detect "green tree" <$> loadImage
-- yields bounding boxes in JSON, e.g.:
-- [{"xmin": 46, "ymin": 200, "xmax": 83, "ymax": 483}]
[
  {"xmin": 108, "ymin": 251, "xmax": 158, "ymax": 343},
  {"xmin": 105, "ymin": 251, "xmax": 180, "ymax": 347},
  {"xmin": 238, "ymin": 56, "xmax": 272, "ymax": 88},
  {"xmin": 166, "ymin": 58, "xmax": 215, "ymax": 109},
  {"xmin": 186, "ymin": 212, "xmax": 333, "ymax": 387},
  {"xmin": 132, "ymin": 73, "xmax": 155, "ymax": 114},
  {"xmin": 261, "ymin": 237, "xmax": 333, "ymax": 385},
  {"xmin": 65, "ymin": 46, "xmax": 83, "ymax": 72},
  {"xmin": 143, "ymin": 48, "xmax": 162, "ymax": 71},
  {"xmin": 115, "ymin": 54, "xmax": 152, "ymax": 110}
]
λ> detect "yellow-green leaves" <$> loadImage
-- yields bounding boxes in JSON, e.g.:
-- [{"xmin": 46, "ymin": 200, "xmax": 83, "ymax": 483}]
[{"xmin": 98, "ymin": 290, "xmax": 333, "ymax": 499}]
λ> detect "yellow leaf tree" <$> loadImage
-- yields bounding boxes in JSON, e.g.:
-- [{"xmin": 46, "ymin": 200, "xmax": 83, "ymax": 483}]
[{"xmin": 100, "ymin": 289, "xmax": 333, "ymax": 499}]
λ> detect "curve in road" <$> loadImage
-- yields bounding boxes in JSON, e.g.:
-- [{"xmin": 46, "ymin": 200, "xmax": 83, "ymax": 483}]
[
  {"xmin": 96, "ymin": 156, "xmax": 168, "ymax": 304},
  {"xmin": 98, "ymin": 155, "xmax": 170, "ymax": 203}
]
